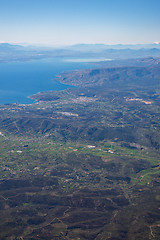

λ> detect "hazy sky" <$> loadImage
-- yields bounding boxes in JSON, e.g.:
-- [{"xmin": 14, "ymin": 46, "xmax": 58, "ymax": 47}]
[{"xmin": 0, "ymin": 0, "xmax": 160, "ymax": 46}]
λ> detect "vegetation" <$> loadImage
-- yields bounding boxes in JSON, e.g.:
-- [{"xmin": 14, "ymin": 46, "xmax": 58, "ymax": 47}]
[{"xmin": 0, "ymin": 60, "xmax": 160, "ymax": 239}]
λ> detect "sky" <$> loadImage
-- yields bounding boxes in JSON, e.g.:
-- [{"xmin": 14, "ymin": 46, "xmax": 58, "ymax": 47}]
[{"xmin": 0, "ymin": 0, "xmax": 160, "ymax": 46}]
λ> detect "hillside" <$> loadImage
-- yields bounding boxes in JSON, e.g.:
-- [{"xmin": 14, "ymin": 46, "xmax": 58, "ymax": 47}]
[{"xmin": 58, "ymin": 65, "xmax": 160, "ymax": 88}]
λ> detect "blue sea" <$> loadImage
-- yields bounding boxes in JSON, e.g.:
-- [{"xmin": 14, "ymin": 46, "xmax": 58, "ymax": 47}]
[{"xmin": 0, "ymin": 57, "xmax": 104, "ymax": 104}]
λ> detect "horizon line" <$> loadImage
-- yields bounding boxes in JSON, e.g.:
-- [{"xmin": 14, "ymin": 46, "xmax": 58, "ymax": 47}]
[{"xmin": 0, "ymin": 41, "xmax": 160, "ymax": 48}]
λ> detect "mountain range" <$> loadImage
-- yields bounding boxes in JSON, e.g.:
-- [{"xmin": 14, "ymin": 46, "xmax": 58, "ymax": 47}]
[{"xmin": 0, "ymin": 42, "xmax": 160, "ymax": 62}]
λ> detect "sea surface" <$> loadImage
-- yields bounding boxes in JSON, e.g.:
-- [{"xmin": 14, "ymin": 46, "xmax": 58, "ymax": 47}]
[{"xmin": 0, "ymin": 57, "xmax": 105, "ymax": 104}]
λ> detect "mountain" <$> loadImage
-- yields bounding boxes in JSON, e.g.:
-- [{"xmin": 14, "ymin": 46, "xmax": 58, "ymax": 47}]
[
  {"xmin": 58, "ymin": 64, "xmax": 160, "ymax": 88},
  {"xmin": 0, "ymin": 43, "xmax": 160, "ymax": 62},
  {"xmin": 66, "ymin": 43, "xmax": 160, "ymax": 51},
  {"xmin": 0, "ymin": 43, "xmax": 26, "ymax": 51}
]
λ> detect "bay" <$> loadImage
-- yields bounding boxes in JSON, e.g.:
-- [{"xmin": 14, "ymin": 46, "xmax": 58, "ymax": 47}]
[{"xmin": 0, "ymin": 57, "xmax": 98, "ymax": 104}]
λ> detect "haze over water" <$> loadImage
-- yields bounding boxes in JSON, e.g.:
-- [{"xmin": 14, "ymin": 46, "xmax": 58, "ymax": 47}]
[{"xmin": 0, "ymin": 57, "xmax": 100, "ymax": 104}]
